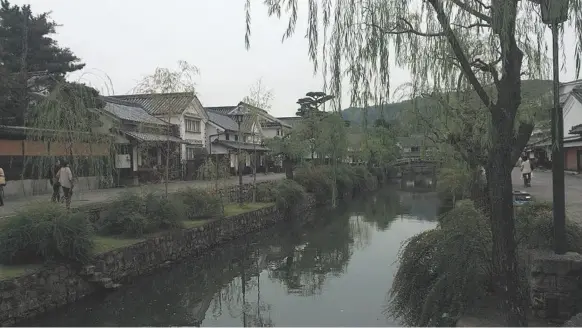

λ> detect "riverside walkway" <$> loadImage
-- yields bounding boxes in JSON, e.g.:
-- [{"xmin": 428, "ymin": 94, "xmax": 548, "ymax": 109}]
[
  {"xmin": 511, "ymin": 167, "xmax": 582, "ymax": 223},
  {"xmin": 0, "ymin": 173, "xmax": 285, "ymax": 218}
]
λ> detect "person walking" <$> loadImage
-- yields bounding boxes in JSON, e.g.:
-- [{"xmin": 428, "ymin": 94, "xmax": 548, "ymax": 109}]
[
  {"xmin": 520, "ymin": 155, "xmax": 532, "ymax": 187},
  {"xmin": 56, "ymin": 161, "xmax": 74, "ymax": 209},
  {"xmin": 0, "ymin": 166, "xmax": 5, "ymax": 206},
  {"xmin": 48, "ymin": 159, "xmax": 61, "ymax": 203}
]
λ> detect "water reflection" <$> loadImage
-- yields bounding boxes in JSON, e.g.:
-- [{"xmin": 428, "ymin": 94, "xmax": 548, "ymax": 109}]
[{"xmin": 21, "ymin": 187, "xmax": 438, "ymax": 327}]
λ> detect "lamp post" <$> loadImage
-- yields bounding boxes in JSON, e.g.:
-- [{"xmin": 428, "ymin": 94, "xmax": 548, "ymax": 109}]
[
  {"xmin": 208, "ymin": 128, "xmax": 221, "ymax": 190},
  {"xmin": 232, "ymin": 107, "xmax": 245, "ymax": 206},
  {"xmin": 540, "ymin": 0, "xmax": 570, "ymax": 254}
]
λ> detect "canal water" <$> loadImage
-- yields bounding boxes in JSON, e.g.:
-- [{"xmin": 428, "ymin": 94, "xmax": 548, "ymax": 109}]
[{"xmin": 21, "ymin": 187, "xmax": 439, "ymax": 327}]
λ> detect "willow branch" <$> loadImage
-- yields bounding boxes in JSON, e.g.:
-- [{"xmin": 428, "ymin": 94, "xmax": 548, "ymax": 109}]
[
  {"xmin": 363, "ymin": 20, "xmax": 445, "ymax": 37},
  {"xmin": 427, "ymin": 0, "xmax": 493, "ymax": 109},
  {"xmin": 471, "ymin": 58, "xmax": 500, "ymax": 87},
  {"xmin": 450, "ymin": 0, "xmax": 492, "ymax": 23}
]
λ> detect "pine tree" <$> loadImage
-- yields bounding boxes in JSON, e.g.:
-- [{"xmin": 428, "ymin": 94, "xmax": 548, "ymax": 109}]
[{"xmin": 0, "ymin": 0, "xmax": 84, "ymax": 125}]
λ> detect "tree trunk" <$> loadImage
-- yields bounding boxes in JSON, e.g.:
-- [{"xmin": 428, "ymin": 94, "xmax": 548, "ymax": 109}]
[
  {"xmin": 486, "ymin": 103, "xmax": 527, "ymax": 327},
  {"xmin": 283, "ymin": 156, "xmax": 293, "ymax": 179}
]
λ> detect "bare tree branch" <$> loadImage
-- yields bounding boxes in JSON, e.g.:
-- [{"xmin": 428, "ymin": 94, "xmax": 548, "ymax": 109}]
[
  {"xmin": 450, "ymin": 0, "xmax": 492, "ymax": 23},
  {"xmin": 427, "ymin": 0, "xmax": 493, "ymax": 108},
  {"xmin": 362, "ymin": 20, "xmax": 445, "ymax": 37}
]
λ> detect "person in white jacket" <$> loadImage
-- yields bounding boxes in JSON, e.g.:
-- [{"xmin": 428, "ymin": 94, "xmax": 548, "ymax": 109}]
[
  {"xmin": 56, "ymin": 161, "xmax": 74, "ymax": 209},
  {"xmin": 520, "ymin": 156, "xmax": 532, "ymax": 187}
]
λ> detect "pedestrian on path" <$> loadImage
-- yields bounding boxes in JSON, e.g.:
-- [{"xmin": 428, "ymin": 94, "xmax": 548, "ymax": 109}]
[
  {"xmin": 0, "ymin": 166, "xmax": 5, "ymax": 206},
  {"xmin": 56, "ymin": 161, "xmax": 74, "ymax": 209},
  {"xmin": 520, "ymin": 155, "xmax": 532, "ymax": 187},
  {"xmin": 48, "ymin": 159, "xmax": 61, "ymax": 203}
]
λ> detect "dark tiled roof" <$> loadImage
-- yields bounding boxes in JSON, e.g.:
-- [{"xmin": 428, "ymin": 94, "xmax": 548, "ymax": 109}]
[
  {"xmin": 397, "ymin": 135, "xmax": 431, "ymax": 148},
  {"xmin": 206, "ymin": 103, "xmax": 291, "ymax": 131},
  {"xmin": 570, "ymin": 123, "xmax": 582, "ymax": 135},
  {"xmin": 207, "ymin": 110, "xmax": 239, "ymax": 131},
  {"xmin": 212, "ymin": 139, "xmax": 269, "ymax": 151},
  {"xmin": 204, "ymin": 106, "xmax": 237, "ymax": 115},
  {"xmin": 124, "ymin": 131, "xmax": 185, "ymax": 143},
  {"xmin": 109, "ymin": 92, "xmax": 196, "ymax": 115},
  {"xmin": 571, "ymin": 88, "xmax": 582, "ymax": 104},
  {"xmin": 278, "ymin": 117, "xmax": 302, "ymax": 128},
  {"xmin": 101, "ymin": 97, "xmax": 167, "ymax": 126}
]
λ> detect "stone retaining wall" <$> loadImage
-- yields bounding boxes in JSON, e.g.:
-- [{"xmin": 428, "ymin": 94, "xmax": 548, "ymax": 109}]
[
  {"xmin": 528, "ymin": 250, "xmax": 582, "ymax": 323},
  {"xmin": 0, "ymin": 194, "xmax": 316, "ymax": 326}
]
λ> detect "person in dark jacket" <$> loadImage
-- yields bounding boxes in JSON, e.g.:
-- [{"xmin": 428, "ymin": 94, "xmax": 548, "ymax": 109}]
[{"xmin": 48, "ymin": 159, "xmax": 61, "ymax": 202}]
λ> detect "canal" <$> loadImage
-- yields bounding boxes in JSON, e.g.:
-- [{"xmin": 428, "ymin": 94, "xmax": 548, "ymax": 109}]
[{"xmin": 20, "ymin": 187, "xmax": 439, "ymax": 327}]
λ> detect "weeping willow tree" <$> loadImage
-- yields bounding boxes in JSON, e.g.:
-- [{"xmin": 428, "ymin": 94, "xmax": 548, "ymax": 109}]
[
  {"xmin": 242, "ymin": 78, "xmax": 275, "ymax": 202},
  {"xmin": 24, "ymin": 81, "xmax": 116, "ymax": 193},
  {"xmin": 246, "ymin": 0, "xmax": 582, "ymax": 325},
  {"xmin": 132, "ymin": 60, "xmax": 199, "ymax": 197}
]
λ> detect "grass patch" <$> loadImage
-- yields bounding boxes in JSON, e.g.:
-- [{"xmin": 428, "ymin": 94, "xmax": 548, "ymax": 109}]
[
  {"xmin": 224, "ymin": 202, "xmax": 275, "ymax": 217},
  {"xmin": 0, "ymin": 264, "xmax": 42, "ymax": 280},
  {"xmin": 93, "ymin": 236, "xmax": 145, "ymax": 254},
  {"xmin": 182, "ymin": 219, "xmax": 214, "ymax": 229}
]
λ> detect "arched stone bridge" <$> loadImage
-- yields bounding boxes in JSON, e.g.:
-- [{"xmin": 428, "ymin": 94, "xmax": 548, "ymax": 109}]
[{"xmin": 390, "ymin": 155, "xmax": 440, "ymax": 176}]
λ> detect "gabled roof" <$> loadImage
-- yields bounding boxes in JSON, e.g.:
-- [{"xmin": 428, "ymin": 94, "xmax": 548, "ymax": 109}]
[
  {"xmin": 204, "ymin": 106, "xmax": 237, "ymax": 115},
  {"xmin": 206, "ymin": 109, "xmax": 239, "ymax": 131},
  {"xmin": 206, "ymin": 102, "xmax": 292, "ymax": 130},
  {"xmin": 237, "ymin": 102, "xmax": 292, "ymax": 129},
  {"xmin": 108, "ymin": 92, "xmax": 197, "ymax": 116},
  {"xmin": 101, "ymin": 97, "xmax": 167, "ymax": 126}
]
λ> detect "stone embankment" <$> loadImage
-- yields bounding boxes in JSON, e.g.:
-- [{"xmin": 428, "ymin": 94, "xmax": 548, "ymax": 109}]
[{"xmin": 0, "ymin": 194, "xmax": 316, "ymax": 326}]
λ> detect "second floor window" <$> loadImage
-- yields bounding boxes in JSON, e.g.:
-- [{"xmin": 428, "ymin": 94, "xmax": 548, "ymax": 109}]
[
  {"xmin": 185, "ymin": 119, "xmax": 201, "ymax": 133},
  {"xmin": 226, "ymin": 133, "xmax": 230, "ymax": 140}
]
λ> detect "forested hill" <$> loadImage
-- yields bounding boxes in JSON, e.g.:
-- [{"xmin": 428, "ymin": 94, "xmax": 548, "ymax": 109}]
[{"xmin": 341, "ymin": 79, "xmax": 552, "ymax": 125}]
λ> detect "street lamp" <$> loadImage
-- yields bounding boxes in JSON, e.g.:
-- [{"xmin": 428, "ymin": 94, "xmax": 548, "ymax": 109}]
[
  {"xmin": 231, "ymin": 107, "xmax": 245, "ymax": 206},
  {"xmin": 539, "ymin": 0, "xmax": 570, "ymax": 254}
]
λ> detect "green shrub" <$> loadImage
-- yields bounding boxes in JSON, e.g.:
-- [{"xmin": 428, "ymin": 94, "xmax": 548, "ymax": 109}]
[
  {"xmin": 294, "ymin": 166, "xmax": 334, "ymax": 204},
  {"xmin": 143, "ymin": 192, "xmax": 185, "ymax": 230},
  {"xmin": 515, "ymin": 201, "xmax": 582, "ymax": 251},
  {"xmin": 351, "ymin": 166, "xmax": 377, "ymax": 191},
  {"xmin": 336, "ymin": 166, "xmax": 355, "ymax": 196},
  {"xmin": 389, "ymin": 200, "xmax": 582, "ymax": 326},
  {"xmin": 388, "ymin": 200, "xmax": 491, "ymax": 326},
  {"xmin": 97, "ymin": 191, "xmax": 183, "ymax": 237},
  {"xmin": 0, "ymin": 202, "xmax": 94, "ymax": 265},
  {"xmin": 177, "ymin": 188, "xmax": 223, "ymax": 220},
  {"xmin": 256, "ymin": 182, "xmax": 276, "ymax": 202},
  {"xmin": 271, "ymin": 179, "xmax": 307, "ymax": 211}
]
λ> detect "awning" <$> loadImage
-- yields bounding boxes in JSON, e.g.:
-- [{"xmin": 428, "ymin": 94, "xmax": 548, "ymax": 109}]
[
  {"xmin": 124, "ymin": 131, "xmax": 187, "ymax": 144},
  {"xmin": 212, "ymin": 139, "xmax": 269, "ymax": 152}
]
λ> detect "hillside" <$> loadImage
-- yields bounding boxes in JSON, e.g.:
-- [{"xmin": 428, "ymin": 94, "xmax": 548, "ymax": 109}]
[{"xmin": 341, "ymin": 79, "xmax": 553, "ymax": 126}]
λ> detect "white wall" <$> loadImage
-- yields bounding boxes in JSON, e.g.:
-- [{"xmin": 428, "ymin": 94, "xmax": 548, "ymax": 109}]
[
  {"xmin": 563, "ymin": 95, "xmax": 582, "ymax": 138},
  {"xmin": 262, "ymin": 127, "xmax": 280, "ymax": 139},
  {"xmin": 92, "ymin": 113, "xmax": 130, "ymax": 144}
]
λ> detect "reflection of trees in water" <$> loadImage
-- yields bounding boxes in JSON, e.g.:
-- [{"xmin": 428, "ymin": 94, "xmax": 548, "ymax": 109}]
[
  {"xmin": 206, "ymin": 247, "xmax": 275, "ymax": 327},
  {"xmin": 24, "ymin": 200, "xmax": 379, "ymax": 327},
  {"xmin": 266, "ymin": 209, "xmax": 357, "ymax": 297},
  {"xmin": 350, "ymin": 188, "xmax": 404, "ymax": 231}
]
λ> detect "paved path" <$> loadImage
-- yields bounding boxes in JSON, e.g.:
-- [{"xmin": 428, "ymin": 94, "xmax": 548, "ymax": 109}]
[
  {"xmin": 511, "ymin": 168, "xmax": 582, "ymax": 222},
  {"xmin": 0, "ymin": 174, "xmax": 285, "ymax": 218}
]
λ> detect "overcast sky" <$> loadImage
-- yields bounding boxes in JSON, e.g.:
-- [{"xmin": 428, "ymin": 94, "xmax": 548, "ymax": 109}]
[{"xmin": 14, "ymin": 0, "xmax": 581, "ymax": 117}]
